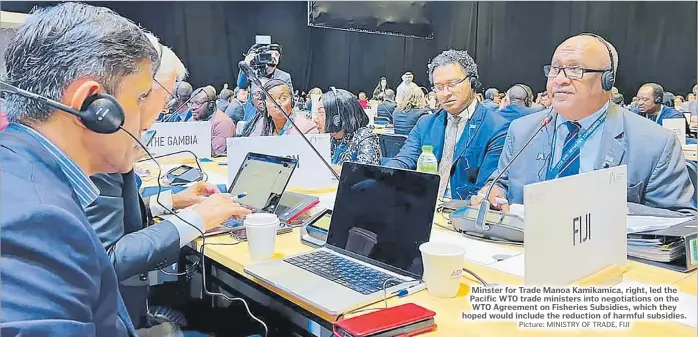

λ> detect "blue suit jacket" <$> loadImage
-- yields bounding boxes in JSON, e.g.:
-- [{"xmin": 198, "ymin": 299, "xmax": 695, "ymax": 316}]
[
  {"xmin": 86, "ymin": 172, "xmax": 181, "ymax": 328},
  {"xmin": 386, "ymin": 104, "xmax": 510, "ymax": 199},
  {"xmin": 497, "ymin": 103, "xmax": 537, "ymax": 122},
  {"xmin": 0, "ymin": 128, "xmax": 132, "ymax": 336},
  {"xmin": 491, "ymin": 104, "xmax": 696, "ymax": 216},
  {"xmin": 655, "ymin": 105, "xmax": 690, "ymax": 134},
  {"xmin": 481, "ymin": 99, "xmax": 499, "ymax": 111}
]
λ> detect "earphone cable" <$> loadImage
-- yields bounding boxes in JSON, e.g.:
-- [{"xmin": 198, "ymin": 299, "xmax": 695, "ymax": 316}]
[{"xmin": 120, "ymin": 126, "xmax": 269, "ymax": 337}]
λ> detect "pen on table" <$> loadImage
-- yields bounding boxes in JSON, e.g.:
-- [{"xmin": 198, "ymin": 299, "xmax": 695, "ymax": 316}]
[
  {"xmin": 396, "ymin": 283, "xmax": 427, "ymax": 298},
  {"xmin": 231, "ymin": 192, "xmax": 247, "ymax": 201}
]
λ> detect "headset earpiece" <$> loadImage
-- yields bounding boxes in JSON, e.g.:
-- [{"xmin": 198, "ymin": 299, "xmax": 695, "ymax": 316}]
[
  {"xmin": 601, "ymin": 71, "xmax": 615, "ymax": 92},
  {"xmin": 654, "ymin": 88, "xmax": 663, "ymax": 104},
  {"xmin": 79, "ymin": 93, "xmax": 125, "ymax": 134},
  {"xmin": 578, "ymin": 33, "xmax": 615, "ymax": 91},
  {"xmin": 469, "ymin": 77, "xmax": 482, "ymax": 92}
]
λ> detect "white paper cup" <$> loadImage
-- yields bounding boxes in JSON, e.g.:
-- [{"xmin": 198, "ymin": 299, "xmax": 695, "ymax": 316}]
[
  {"xmin": 419, "ymin": 241, "xmax": 467, "ymax": 298},
  {"xmin": 244, "ymin": 213, "xmax": 279, "ymax": 262}
]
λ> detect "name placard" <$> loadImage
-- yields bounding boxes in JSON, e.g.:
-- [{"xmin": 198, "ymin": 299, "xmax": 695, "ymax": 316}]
[
  {"xmin": 148, "ymin": 122, "xmax": 212, "ymax": 159},
  {"xmin": 226, "ymin": 134, "xmax": 336, "ymax": 189},
  {"xmin": 523, "ymin": 166, "xmax": 627, "ymax": 286},
  {"xmin": 662, "ymin": 118, "xmax": 686, "ymax": 145}
]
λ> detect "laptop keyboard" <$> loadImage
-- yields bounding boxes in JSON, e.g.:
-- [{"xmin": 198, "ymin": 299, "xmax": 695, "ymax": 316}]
[{"xmin": 285, "ymin": 250, "xmax": 404, "ymax": 295}]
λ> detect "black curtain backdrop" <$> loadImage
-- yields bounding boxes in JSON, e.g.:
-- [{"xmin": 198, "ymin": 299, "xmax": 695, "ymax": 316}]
[{"xmin": 2, "ymin": 1, "xmax": 696, "ymax": 99}]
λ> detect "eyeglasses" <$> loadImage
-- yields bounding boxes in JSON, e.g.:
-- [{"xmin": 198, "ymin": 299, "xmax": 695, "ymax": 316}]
[
  {"xmin": 187, "ymin": 100, "xmax": 206, "ymax": 109},
  {"xmin": 543, "ymin": 65, "xmax": 609, "ymax": 80},
  {"xmin": 432, "ymin": 77, "xmax": 467, "ymax": 93}
]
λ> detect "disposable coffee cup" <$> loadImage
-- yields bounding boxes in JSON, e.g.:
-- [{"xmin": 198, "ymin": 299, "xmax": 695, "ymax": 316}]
[
  {"xmin": 419, "ymin": 241, "xmax": 467, "ymax": 298},
  {"xmin": 244, "ymin": 213, "xmax": 279, "ymax": 262}
]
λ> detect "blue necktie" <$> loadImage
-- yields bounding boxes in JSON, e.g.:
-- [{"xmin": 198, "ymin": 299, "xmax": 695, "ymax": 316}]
[{"xmin": 559, "ymin": 121, "xmax": 581, "ymax": 177}]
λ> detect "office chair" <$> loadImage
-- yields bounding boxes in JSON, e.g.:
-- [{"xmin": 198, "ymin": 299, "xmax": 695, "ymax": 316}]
[{"xmin": 378, "ymin": 134, "xmax": 408, "ymax": 165}]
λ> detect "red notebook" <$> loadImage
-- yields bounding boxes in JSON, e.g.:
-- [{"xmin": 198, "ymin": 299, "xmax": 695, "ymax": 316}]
[{"xmin": 333, "ymin": 303, "xmax": 437, "ymax": 337}]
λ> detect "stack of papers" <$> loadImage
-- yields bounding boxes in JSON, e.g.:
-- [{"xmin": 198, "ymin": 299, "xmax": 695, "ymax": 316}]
[
  {"xmin": 627, "ymin": 237, "xmax": 685, "ymax": 262},
  {"xmin": 626, "ymin": 216, "xmax": 693, "ymax": 234}
]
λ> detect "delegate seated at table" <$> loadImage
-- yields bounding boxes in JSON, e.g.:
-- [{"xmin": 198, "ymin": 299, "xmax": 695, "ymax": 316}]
[
  {"xmin": 472, "ymin": 34, "xmax": 696, "ymax": 217},
  {"xmin": 386, "ymin": 49, "xmax": 509, "ymax": 200}
]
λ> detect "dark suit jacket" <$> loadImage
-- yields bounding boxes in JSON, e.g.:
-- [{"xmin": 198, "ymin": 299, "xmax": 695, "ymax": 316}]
[
  {"xmin": 86, "ymin": 172, "xmax": 181, "ymax": 328},
  {"xmin": 377, "ymin": 101, "xmax": 397, "ymax": 124},
  {"xmin": 387, "ymin": 104, "xmax": 510, "ymax": 199},
  {"xmin": 1, "ymin": 128, "xmax": 133, "ymax": 336},
  {"xmin": 497, "ymin": 103, "xmax": 537, "ymax": 122},
  {"xmin": 392, "ymin": 108, "xmax": 429, "ymax": 136}
]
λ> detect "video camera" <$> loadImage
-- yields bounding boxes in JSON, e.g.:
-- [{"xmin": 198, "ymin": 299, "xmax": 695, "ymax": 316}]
[{"xmin": 248, "ymin": 35, "xmax": 282, "ymax": 73}]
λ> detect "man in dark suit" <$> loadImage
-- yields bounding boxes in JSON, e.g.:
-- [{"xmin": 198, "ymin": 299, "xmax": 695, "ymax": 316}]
[
  {"xmin": 376, "ymin": 89, "xmax": 397, "ymax": 124},
  {"xmin": 497, "ymin": 84, "xmax": 539, "ymax": 122},
  {"xmin": 481, "ymin": 88, "xmax": 500, "ymax": 111},
  {"xmin": 86, "ymin": 34, "xmax": 251, "ymax": 334},
  {"xmin": 0, "ymin": 3, "xmax": 160, "ymax": 336},
  {"xmin": 636, "ymin": 83, "xmax": 689, "ymax": 133}
]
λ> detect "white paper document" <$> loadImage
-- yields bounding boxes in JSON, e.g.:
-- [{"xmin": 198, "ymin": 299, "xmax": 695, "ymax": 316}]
[
  {"xmin": 626, "ymin": 216, "xmax": 694, "ymax": 234},
  {"xmin": 429, "ymin": 230, "xmax": 522, "ymax": 265},
  {"xmin": 488, "ymin": 253, "xmax": 525, "ymax": 277}
]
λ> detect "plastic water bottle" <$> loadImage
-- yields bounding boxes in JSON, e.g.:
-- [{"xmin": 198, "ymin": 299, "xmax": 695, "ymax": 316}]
[{"xmin": 417, "ymin": 145, "xmax": 438, "ymax": 174}]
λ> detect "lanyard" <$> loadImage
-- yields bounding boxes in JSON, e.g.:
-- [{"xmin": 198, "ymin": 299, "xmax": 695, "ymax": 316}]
[
  {"xmin": 653, "ymin": 106, "xmax": 664, "ymax": 124},
  {"xmin": 546, "ymin": 112, "xmax": 606, "ymax": 180},
  {"xmin": 278, "ymin": 119, "xmax": 293, "ymax": 135}
]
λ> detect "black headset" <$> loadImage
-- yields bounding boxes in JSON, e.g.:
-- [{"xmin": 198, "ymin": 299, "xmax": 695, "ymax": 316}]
[
  {"xmin": 647, "ymin": 83, "xmax": 664, "ymax": 104},
  {"xmin": 0, "ymin": 81, "xmax": 124, "ymax": 134},
  {"xmin": 193, "ymin": 86, "xmax": 217, "ymax": 113},
  {"xmin": 468, "ymin": 76, "xmax": 482, "ymax": 93},
  {"xmin": 578, "ymin": 33, "xmax": 615, "ymax": 92},
  {"xmin": 509, "ymin": 84, "xmax": 533, "ymax": 107}
]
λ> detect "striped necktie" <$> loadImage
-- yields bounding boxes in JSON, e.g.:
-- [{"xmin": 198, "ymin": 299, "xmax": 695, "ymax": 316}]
[
  {"xmin": 438, "ymin": 115, "xmax": 461, "ymax": 197},
  {"xmin": 559, "ymin": 121, "xmax": 582, "ymax": 177}
]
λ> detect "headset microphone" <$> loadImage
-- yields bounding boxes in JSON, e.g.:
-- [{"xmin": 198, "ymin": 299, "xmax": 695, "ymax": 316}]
[
  {"xmin": 0, "ymin": 81, "xmax": 124, "ymax": 134},
  {"xmin": 238, "ymin": 61, "xmax": 340, "ymax": 181},
  {"xmin": 475, "ymin": 114, "xmax": 553, "ymax": 231}
]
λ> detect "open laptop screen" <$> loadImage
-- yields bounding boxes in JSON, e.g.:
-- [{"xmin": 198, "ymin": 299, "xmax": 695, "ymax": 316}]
[
  {"xmin": 326, "ymin": 163, "xmax": 440, "ymax": 279},
  {"xmin": 228, "ymin": 153, "xmax": 297, "ymax": 213}
]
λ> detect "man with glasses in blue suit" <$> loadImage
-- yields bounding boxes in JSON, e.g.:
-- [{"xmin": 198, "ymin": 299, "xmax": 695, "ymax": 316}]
[{"xmin": 386, "ymin": 49, "xmax": 510, "ymax": 200}]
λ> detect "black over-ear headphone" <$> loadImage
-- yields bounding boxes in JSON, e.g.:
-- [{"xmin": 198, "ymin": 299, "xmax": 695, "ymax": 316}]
[
  {"xmin": 509, "ymin": 84, "xmax": 534, "ymax": 107},
  {"xmin": 578, "ymin": 33, "xmax": 615, "ymax": 91},
  {"xmin": 0, "ymin": 81, "xmax": 124, "ymax": 134},
  {"xmin": 468, "ymin": 76, "xmax": 482, "ymax": 93},
  {"xmin": 195, "ymin": 86, "xmax": 217, "ymax": 113},
  {"xmin": 646, "ymin": 83, "xmax": 664, "ymax": 104}
]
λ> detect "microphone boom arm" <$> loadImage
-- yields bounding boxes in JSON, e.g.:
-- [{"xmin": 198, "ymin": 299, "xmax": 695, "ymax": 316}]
[
  {"xmin": 240, "ymin": 62, "xmax": 340, "ymax": 181},
  {"xmin": 477, "ymin": 114, "xmax": 553, "ymax": 231}
]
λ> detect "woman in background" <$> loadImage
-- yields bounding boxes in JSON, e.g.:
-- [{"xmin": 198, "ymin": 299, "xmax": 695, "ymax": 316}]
[
  {"xmin": 322, "ymin": 88, "xmax": 381, "ymax": 167},
  {"xmin": 392, "ymin": 86, "xmax": 429, "ymax": 136},
  {"xmin": 242, "ymin": 79, "xmax": 318, "ymax": 136},
  {"xmin": 372, "ymin": 76, "xmax": 390, "ymax": 101},
  {"xmin": 426, "ymin": 91, "xmax": 439, "ymax": 112}
]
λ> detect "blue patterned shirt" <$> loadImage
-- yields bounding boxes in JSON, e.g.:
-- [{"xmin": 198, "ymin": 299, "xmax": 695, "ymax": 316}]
[{"xmin": 9, "ymin": 123, "xmax": 99, "ymax": 209}]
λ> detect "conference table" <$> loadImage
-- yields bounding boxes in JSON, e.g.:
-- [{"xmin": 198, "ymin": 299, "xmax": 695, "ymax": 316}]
[{"xmin": 139, "ymin": 158, "xmax": 697, "ymax": 337}]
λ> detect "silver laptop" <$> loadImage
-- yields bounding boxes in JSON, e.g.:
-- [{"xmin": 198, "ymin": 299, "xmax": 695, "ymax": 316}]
[
  {"xmin": 244, "ymin": 163, "xmax": 440, "ymax": 315},
  {"xmin": 205, "ymin": 152, "xmax": 297, "ymax": 236}
]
